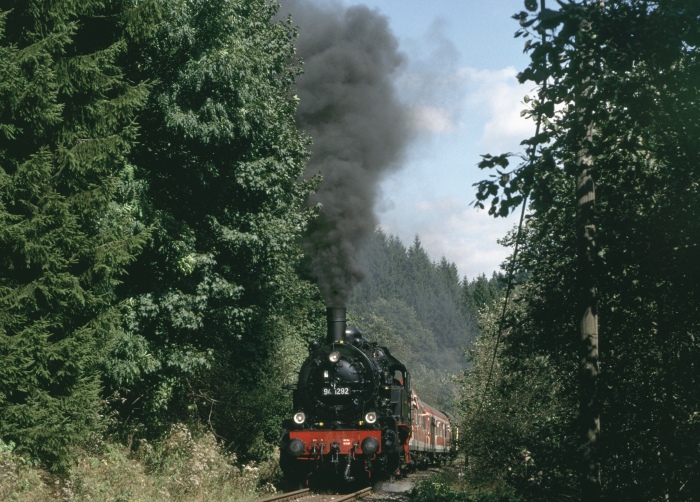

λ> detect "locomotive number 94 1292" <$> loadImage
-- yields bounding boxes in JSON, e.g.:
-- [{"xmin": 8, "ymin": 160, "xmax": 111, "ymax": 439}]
[{"xmin": 323, "ymin": 387, "xmax": 350, "ymax": 396}]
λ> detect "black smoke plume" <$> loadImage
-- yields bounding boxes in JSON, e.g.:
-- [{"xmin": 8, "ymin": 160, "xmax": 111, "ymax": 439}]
[{"xmin": 282, "ymin": 0, "xmax": 412, "ymax": 305}]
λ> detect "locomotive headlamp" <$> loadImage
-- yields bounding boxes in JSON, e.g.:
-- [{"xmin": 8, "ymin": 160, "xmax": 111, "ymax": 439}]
[
  {"xmin": 293, "ymin": 412, "xmax": 306, "ymax": 424},
  {"xmin": 364, "ymin": 411, "xmax": 377, "ymax": 424},
  {"xmin": 329, "ymin": 351, "xmax": 341, "ymax": 363}
]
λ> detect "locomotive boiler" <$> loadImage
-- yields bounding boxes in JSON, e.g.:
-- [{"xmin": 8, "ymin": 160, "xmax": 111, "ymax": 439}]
[{"xmin": 280, "ymin": 307, "xmax": 454, "ymax": 486}]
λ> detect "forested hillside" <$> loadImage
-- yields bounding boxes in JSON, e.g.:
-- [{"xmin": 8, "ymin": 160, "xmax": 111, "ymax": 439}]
[{"xmin": 349, "ymin": 230, "xmax": 503, "ymax": 412}]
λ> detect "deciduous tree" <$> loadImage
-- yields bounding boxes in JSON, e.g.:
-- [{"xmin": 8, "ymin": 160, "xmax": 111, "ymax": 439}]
[
  {"xmin": 469, "ymin": 0, "xmax": 700, "ymax": 498},
  {"xmin": 112, "ymin": 0, "xmax": 318, "ymax": 457}
]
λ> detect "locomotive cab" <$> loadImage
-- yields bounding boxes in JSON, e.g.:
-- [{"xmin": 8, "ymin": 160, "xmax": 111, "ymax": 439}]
[{"xmin": 383, "ymin": 366, "xmax": 411, "ymax": 425}]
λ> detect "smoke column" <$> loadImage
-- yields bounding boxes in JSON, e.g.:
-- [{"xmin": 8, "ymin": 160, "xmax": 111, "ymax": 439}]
[{"xmin": 281, "ymin": 0, "xmax": 412, "ymax": 305}]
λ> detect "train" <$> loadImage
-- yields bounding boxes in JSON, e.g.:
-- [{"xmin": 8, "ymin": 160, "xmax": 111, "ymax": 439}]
[{"xmin": 280, "ymin": 307, "xmax": 456, "ymax": 487}]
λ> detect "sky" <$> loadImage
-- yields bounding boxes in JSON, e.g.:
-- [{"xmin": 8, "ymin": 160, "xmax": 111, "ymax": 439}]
[
  {"xmin": 334, "ymin": 0, "xmax": 535, "ymax": 280},
  {"xmin": 279, "ymin": 0, "xmax": 537, "ymax": 282}
]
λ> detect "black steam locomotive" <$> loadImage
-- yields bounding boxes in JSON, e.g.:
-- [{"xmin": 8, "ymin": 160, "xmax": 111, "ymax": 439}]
[{"xmin": 280, "ymin": 307, "xmax": 454, "ymax": 486}]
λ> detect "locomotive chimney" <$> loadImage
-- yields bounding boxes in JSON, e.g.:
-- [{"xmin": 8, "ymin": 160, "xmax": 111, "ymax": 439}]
[{"xmin": 326, "ymin": 306, "xmax": 346, "ymax": 343}]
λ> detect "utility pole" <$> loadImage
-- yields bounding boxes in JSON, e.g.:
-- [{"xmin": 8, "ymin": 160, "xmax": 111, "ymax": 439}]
[
  {"xmin": 575, "ymin": 16, "xmax": 601, "ymax": 495},
  {"xmin": 577, "ymin": 127, "xmax": 601, "ymax": 499}
]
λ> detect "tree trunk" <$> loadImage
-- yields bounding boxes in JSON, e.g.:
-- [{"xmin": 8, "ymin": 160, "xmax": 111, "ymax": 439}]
[
  {"xmin": 577, "ymin": 126, "xmax": 601, "ymax": 498},
  {"xmin": 658, "ymin": 298, "xmax": 677, "ymax": 501}
]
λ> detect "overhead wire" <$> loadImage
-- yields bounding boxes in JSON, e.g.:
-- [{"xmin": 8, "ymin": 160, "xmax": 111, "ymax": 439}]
[{"xmin": 473, "ymin": 0, "xmax": 548, "ymax": 418}]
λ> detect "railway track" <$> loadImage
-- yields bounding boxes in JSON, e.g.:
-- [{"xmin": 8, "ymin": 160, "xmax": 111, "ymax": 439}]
[
  {"xmin": 257, "ymin": 486, "xmax": 372, "ymax": 502},
  {"xmin": 257, "ymin": 488, "xmax": 310, "ymax": 502},
  {"xmin": 334, "ymin": 486, "xmax": 372, "ymax": 501}
]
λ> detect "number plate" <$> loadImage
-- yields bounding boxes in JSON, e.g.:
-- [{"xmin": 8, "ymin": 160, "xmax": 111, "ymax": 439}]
[{"xmin": 323, "ymin": 387, "xmax": 350, "ymax": 396}]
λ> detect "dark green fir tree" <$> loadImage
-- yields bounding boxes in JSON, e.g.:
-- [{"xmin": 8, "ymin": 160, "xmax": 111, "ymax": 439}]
[{"xmin": 0, "ymin": 1, "xmax": 148, "ymax": 469}]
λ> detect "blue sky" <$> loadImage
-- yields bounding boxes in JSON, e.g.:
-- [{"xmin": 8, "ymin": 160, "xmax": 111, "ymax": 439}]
[{"xmin": 341, "ymin": 0, "xmax": 535, "ymax": 279}]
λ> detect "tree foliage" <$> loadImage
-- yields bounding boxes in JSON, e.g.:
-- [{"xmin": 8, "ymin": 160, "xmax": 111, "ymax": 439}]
[
  {"xmin": 465, "ymin": 0, "xmax": 700, "ymax": 499},
  {"xmin": 107, "ymin": 0, "xmax": 320, "ymax": 458},
  {"xmin": 0, "ymin": 0, "xmax": 321, "ymax": 469},
  {"xmin": 0, "ymin": 0, "xmax": 149, "ymax": 469}
]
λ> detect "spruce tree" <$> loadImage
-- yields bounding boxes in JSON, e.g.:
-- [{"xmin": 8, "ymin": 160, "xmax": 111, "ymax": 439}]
[{"xmin": 0, "ymin": 1, "xmax": 148, "ymax": 469}]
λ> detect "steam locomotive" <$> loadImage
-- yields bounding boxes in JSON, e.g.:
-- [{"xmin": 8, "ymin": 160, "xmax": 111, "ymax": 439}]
[{"xmin": 280, "ymin": 307, "xmax": 456, "ymax": 486}]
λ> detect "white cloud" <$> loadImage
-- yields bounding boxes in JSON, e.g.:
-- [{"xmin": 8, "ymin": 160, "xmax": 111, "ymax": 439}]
[
  {"xmin": 400, "ymin": 65, "xmax": 535, "ymax": 152},
  {"xmin": 458, "ymin": 66, "xmax": 536, "ymax": 154},
  {"xmin": 379, "ymin": 196, "xmax": 519, "ymax": 280},
  {"xmin": 381, "ymin": 66, "xmax": 533, "ymax": 280},
  {"xmin": 421, "ymin": 204, "xmax": 517, "ymax": 280},
  {"xmin": 410, "ymin": 105, "xmax": 458, "ymax": 134}
]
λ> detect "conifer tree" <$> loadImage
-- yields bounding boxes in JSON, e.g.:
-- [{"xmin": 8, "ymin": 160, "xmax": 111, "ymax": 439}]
[{"xmin": 0, "ymin": 1, "xmax": 148, "ymax": 469}]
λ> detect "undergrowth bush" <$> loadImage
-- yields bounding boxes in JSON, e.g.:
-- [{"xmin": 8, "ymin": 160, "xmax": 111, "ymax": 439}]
[
  {"xmin": 140, "ymin": 422, "xmax": 277, "ymax": 500},
  {"xmin": 64, "ymin": 444, "xmax": 153, "ymax": 501},
  {"xmin": 0, "ymin": 425, "xmax": 279, "ymax": 501},
  {"xmin": 0, "ymin": 439, "xmax": 52, "ymax": 500},
  {"xmin": 412, "ymin": 466, "xmax": 524, "ymax": 502}
]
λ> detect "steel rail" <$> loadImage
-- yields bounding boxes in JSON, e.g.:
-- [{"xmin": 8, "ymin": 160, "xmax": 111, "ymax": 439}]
[
  {"xmin": 334, "ymin": 486, "xmax": 372, "ymax": 502},
  {"xmin": 256, "ymin": 486, "xmax": 371, "ymax": 502},
  {"xmin": 256, "ymin": 488, "xmax": 310, "ymax": 502}
]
